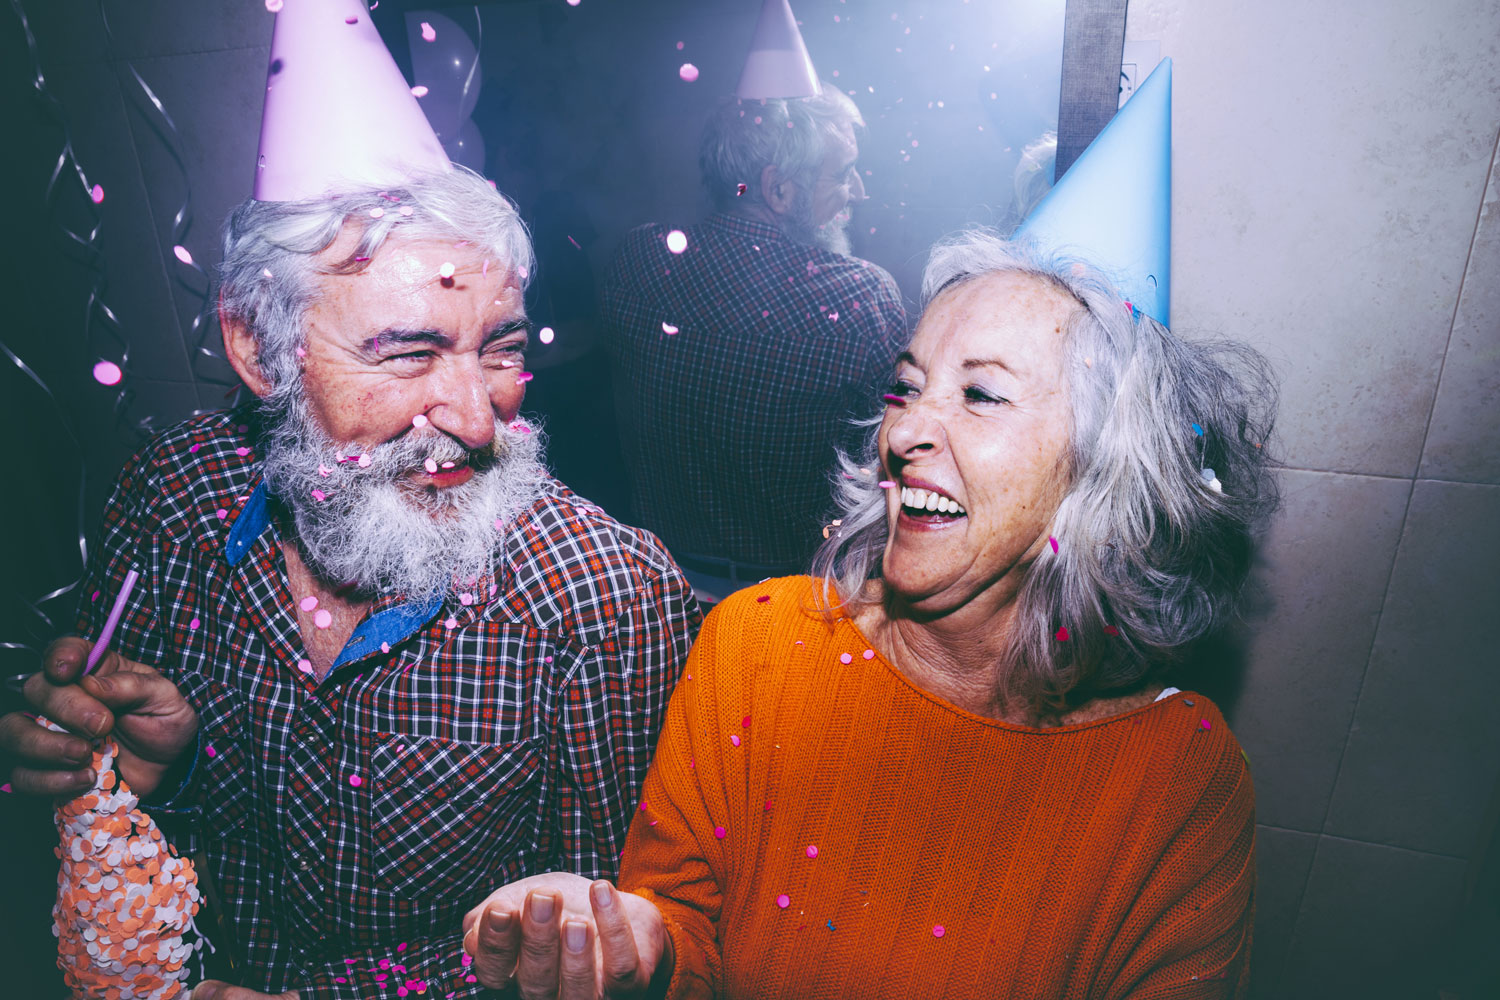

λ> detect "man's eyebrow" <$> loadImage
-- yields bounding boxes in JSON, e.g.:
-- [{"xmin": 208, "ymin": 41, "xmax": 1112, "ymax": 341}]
[
  {"xmin": 895, "ymin": 350, "xmax": 923, "ymax": 369},
  {"xmin": 362, "ymin": 329, "xmax": 453, "ymax": 354},
  {"xmin": 482, "ymin": 319, "xmax": 530, "ymax": 342}
]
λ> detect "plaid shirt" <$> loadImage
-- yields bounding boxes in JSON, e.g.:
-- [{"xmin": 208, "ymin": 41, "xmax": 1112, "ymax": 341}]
[
  {"xmin": 73, "ymin": 405, "xmax": 700, "ymax": 999},
  {"xmin": 602, "ymin": 213, "xmax": 908, "ymax": 568}
]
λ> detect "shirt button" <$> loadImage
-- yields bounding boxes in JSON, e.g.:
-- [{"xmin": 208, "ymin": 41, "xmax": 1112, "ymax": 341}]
[{"xmin": 299, "ymin": 857, "xmax": 312, "ymax": 871}]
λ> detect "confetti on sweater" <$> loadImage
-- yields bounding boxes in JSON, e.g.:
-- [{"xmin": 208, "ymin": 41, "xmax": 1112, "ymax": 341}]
[
  {"xmin": 713, "ymin": 826, "xmax": 727, "ymax": 839},
  {"xmin": 805, "ymin": 845, "xmax": 818, "ymax": 858},
  {"xmin": 776, "ymin": 894, "xmax": 790, "ymax": 909},
  {"xmin": 46, "ymin": 727, "xmax": 203, "ymax": 1000},
  {"xmin": 839, "ymin": 652, "xmax": 853, "ymax": 664},
  {"xmin": 756, "ymin": 594, "xmax": 770, "ymax": 603},
  {"xmin": 933, "ymin": 925, "xmax": 946, "ymax": 938}
]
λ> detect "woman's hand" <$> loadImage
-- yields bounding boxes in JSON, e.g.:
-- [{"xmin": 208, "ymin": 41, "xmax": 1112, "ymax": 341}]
[{"xmin": 462, "ymin": 872, "xmax": 670, "ymax": 999}]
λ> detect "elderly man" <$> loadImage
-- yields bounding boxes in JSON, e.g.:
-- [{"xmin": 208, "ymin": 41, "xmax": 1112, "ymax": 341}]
[
  {"xmin": 0, "ymin": 7, "xmax": 696, "ymax": 1000},
  {"xmin": 602, "ymin": 29, "xmax": 908, "ymax": 600}
]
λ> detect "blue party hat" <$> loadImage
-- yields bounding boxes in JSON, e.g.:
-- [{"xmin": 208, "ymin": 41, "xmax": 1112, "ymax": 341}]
[{"xmin": 1014, "ymin": 58, "xmax": 1172, "ymax": 325}]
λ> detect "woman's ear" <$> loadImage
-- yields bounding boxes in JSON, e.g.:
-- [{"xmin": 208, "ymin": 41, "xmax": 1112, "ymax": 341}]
[
  {"xmin": 219, "ymin": 297, "xmax": 273, "ymax": 398},
  {"xmin": 759, "ymin": 164, "xmax": 798, "ymax": 217}
]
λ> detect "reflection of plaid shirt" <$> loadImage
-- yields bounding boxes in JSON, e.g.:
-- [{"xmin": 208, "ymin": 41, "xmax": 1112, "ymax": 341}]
[
  {"xmin": 74, "ymin": 405, "xmax": 699, "ymax": 999},
  {"xmin": 602, "ymin": 213, "xmax": 908, "ymax": 568}
]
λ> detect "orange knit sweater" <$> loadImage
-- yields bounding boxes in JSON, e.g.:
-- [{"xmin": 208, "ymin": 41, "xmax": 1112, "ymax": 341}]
[{"xmin": 620, "ymin": 576, "xmax": 1255, "ymax": 999}]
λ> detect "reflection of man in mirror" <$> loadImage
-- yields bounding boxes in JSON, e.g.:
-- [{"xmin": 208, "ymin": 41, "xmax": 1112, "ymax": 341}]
[{"xmin": 602, "ymin": 84, "xmax": 908, "ymax": 602}]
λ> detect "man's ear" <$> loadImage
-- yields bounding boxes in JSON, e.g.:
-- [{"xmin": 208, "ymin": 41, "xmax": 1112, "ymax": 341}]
[
  {"xmin": 219, "ymin": 295, "xmax": 273, "ymax": 399},
  {"xmin": 759, "ymin": 164, "xmax": 798, "ymax": 217}
]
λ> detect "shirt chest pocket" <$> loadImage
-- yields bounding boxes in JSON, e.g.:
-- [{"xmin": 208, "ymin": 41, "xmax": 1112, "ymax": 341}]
[{"xmin": 368, "ymin": 733, "xmax": 546, "ymax": 899}]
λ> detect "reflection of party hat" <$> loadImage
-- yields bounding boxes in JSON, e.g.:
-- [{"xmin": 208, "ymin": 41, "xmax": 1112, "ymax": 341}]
[
  {"xmin": 1014, "ymin": 58, "xmax": 1172, "ymax": 325},
  {"xmin": 254, "ymin": 0, "xmax": 450, "ymax": 202},
  {"xmin": 736, "ymin": 0, "xmax": 820, "ymax": 100}
]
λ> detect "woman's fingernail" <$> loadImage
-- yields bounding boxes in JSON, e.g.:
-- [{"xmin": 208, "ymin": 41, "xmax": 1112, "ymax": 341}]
[
  {"xmin": 591, "ymin": 881, "xmax": 613, "ymax": 909},
  {"xmin": 565, "ymin": 920, "xmax": 587, "ymax": 954},
  {"xmin": 531, "ymin": 893, "xmax": 554, "ymax": 923},
  {"xmin": 486, "ymin": 909, "xmax": 511, "ymax": 932}
]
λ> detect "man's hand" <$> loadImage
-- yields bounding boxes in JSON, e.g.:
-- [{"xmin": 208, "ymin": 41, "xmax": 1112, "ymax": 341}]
[
  {"xmin": 463, "ymin": 872, "xmax": 670, "ymax": 999},
  {"xmin": 190, "ymin": 983, "xmax": 297, "ymax": 1000},
  {"xmin": 0, "ymin": 636, "xmax": 198, "ymax": 798}
]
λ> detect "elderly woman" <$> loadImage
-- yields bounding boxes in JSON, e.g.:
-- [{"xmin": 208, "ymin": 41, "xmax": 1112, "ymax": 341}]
[{"xmin": 463, "ymin": 230, "xmax": 1277, "ymax": 999}]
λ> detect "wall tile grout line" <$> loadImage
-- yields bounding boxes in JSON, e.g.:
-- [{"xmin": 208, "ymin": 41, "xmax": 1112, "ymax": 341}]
[
  {"xmin": 1411, "ymin": 122, "xmax": 1500, "ymax": 480},
  {"xmin": 1316, "ymin": 831, "xmax": 1471, "ymax": 864}
]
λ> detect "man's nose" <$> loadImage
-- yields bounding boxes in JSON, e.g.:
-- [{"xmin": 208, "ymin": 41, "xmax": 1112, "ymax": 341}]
[{"xmin": 425, "ymin": 356, "xmax": 495, "ymax": 451}]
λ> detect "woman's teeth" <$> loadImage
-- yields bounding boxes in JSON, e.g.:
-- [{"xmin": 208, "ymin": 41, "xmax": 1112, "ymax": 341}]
[{"xmin": 900, "ymin": 486, "xmax": 966, "ymax": 516}]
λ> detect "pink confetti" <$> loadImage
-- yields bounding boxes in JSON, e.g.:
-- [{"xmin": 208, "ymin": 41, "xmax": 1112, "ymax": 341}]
[
  {"xmin": 92, "ymin": 360, "xmax": 123, "ymax": 386},
  {"xmin": 345, "ymin": 16, "xmax": 358, "ymax": 25},
  {"xmin": 459, "ymin": 592, "xmax": 474, "ymax": 606},
  {"xmin": 317, "ymin": 463, "xmax": 331, "ymax": 477},
  {"xmin": 679, "ymin": 63, "xmax": 699, "ymax": 83},
  {"xmin": 89, "ymin": 183, "xmax": 104, "ymax": 204},
  {"xmin": 839, "ymin": 652, "xmax": 853, "ymax": 664},
  {"xmin": 419, "ymin": 21, "xmax": 435, "ymax": 42},
  {"xmin": 410, "ymin": 85, "xmax": 429, "ymax": 98},
  {"xmin": 311, "ymin": 489, "xmax": 327, "ymax": 502},
  {"xmin": 297, "ymin": 659, "xmax": 313, "ymax": 675},
  {"xmin": 538, "ymin": 326, "xmax": 555, "ymax": 344},
  {"xmin": 189, "ymin": 617, "xmax": 201, "ymax": 630},
  {"xmin": 764, "ymin": 801, "xmax": 773, "ymax": 811},
  {"xmin": 358, "ymin": 453, "xmax": 372, "ymax": 468},
  {"xmin": 1049, "ymin": 536, "xmax": 1059, "ymax": 553},
  {"xmin": 676, "ymin": 41, "xmax": 685, "ymax": 50},
  {"xmin": 517, "ymin": 371, "xmax": 534, "ymax": 381},
  {"xmin": 314, "ymin": 609, "xmax": 333, "ymax": 629},
  {"xmin": 737, "ymin": 183, "xmax": 748, "ymax": 196},
  {"xmin": 439, "ymin": 262, "xmax": 456, "ymax": 279},
  {"xmin": 236, "ymin": 447, "xmax": 251, "ymax": 457},
  {"xmin": 399, "ymin": 206, "xmax": 413, "ymax": 216},
  {"xmin": 756, "ymin": 594, "xmax": 770, "ymax": 603},
  {"xmin": 1200, "ymin": 719, "xmax": 1212, "ymax": 730},
  {"xmin": 933, "ymin": 925, "xmax": 945, "ymax": 938},
  {"xmin": 878, "ymin": 480, "xmax": 895, "ymax": 489},
  {"xmin": 216, "ymin": 508, "xmax": 228, "ymax": 520},
  {"xmin": 805, "ymin": 845, "xmax": 818, "ymax": 858},
  {"xmin": 444, "ymin": 617, "xmax": 457, "ymax": 629},
  {"xmin": 776, "ymin": 894, "xmax": 790, "ymax": 909},
  {"xmin": 742, "ymin": 716, "xmax": 751, "ymax": 728},
  {"xmin": 662, "ymin": 322, "xmax": 680, "ymax": 335},
  {"xmin": 265, "ymin": 0, "xmax": 282, "ymax": 12},
  {"xmin": 299, "ymin": 596, "xmax": 318, "ymax": 612},
  {"xmin": 369, "ymin": 207, "xmax": 385, "ymax": 219},
  {"xmin": 1103, "ymin": 625, "xmax": 1120, "ymax": 636},
  {"xmin": 295, "ymin": 347, "xmax": 307, "ymax": 358},
  {"xmin": 91, "ymin": 590, "xmax": 101, "ymax": 602},
  {"xmin": 665, "ymin": 230, "xmax": 688, "ymax": 254},
  {"xmin": 380, "ymin": 642, "xmax": 390, "ymax": 653},
  {"xmin": 424, "ymin": 458, "xmax": 439, "ymax": 474},
  {"xmin": 1055, "ymin": 626, "xmax": 1070, "ymax": 641},
  {"xmin": 730, "ymin": 734, "xmax": 741, "ymax": 747},
  {"xmin": 204, "ymin": 745, "xmax": 217, "ymax": 758},
  {"xmin": 349, "ymin": 773, "xmax": 363, "ymax": 787},
  {"xmin": 189, "ymin": 443, "xmax": 201, "ymax": 453},
  {"xmin": 862, "ymin": 648, "xmax": 875, "ymax": 660},
  {"xmin": 412, "ymin": 413, "xmax": 428, "ymax": 428},
  {"xmin": 172, "ymin": 245, "xmax": 194, "ymax": 265},
  {"xmin": 714, "ymin": 825, "xmax": 727, "ymax": 839}
]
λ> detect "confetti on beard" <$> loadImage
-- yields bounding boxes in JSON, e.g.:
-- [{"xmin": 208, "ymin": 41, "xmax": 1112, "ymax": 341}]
[{"xmin": 258, "ymin": 391, "xmax": 547, "ymax": 600}]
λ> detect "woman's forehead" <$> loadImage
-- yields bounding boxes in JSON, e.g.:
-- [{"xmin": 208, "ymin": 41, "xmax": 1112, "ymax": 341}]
[{"xmin": 910, "ymin": 271, "xmax": 1077, "ymax": 358}]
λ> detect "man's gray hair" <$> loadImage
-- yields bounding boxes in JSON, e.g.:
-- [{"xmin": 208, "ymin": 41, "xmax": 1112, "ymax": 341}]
[
  {"xmin": 699, "ymin": 84, "xmax": 863, "ymax": 210},
  {"xmin": 217, "ymin": 166, "xmax": 534, "ymax": 410},
  {"xmin": 811, "ymin": 230, "xmax": 1280, "ymax": 708}
]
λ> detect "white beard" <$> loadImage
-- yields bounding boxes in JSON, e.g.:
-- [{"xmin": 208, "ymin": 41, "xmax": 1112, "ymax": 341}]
[
  {"xmin": 812, "ymin": 213, "xmax": 854, "ymax": 256},
  {"xmin": 259, "ymin": 392, "xmax": 547, "ymax": 599}
]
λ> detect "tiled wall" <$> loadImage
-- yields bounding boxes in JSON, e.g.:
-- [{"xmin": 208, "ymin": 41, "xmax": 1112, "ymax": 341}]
[
  {"xmin": 1126, "ymin": 0, "xmax": 1500, "ymax": 995},
  {"xmin": 2, "ymin": 0, "xmax": 1497, "ymax": 996}
]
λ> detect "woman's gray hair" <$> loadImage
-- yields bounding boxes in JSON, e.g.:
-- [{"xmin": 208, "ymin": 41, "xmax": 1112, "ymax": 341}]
[
  {"xmin": 699, "ymin": 84, "xmax": 863, "ymax": 211},
  {"xmin": 217, "ymin": 165, "xmax": 533, "ymax": 412},
  {"xmin": 811, "ymin": 229, "xmax": 1280, "ymax": 708}
]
